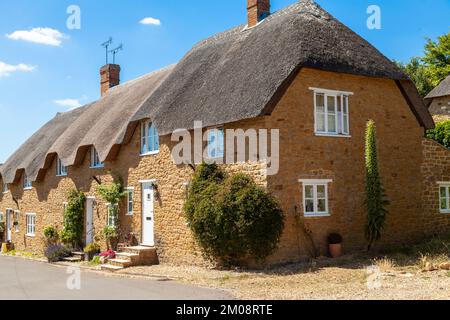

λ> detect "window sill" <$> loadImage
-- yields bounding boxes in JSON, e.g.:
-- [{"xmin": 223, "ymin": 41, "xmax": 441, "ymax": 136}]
[
  {"xmin": 26, "ymin": 234, "xmax": 35, "ymax": 238},
  {"xmin": 440, "ymin": 210, "xmax": 450, "ymax": 214},
  {"xmin": 315, "ymin": 133, "xmax": 351, "ymax": 138},
  {"xmin": 126, "ymin": 213, "xmax": 133, "ymax": 216},
  {"xmin": 24, "ymin": 187, "xmax": 33, "ymax": 191},
  {"xmin": 56, "ymin": 174, "xmax": 68, "ymax": 177},
  {"xmin": 140, "ymin": 151, "xmax": 160, "ymax": 157},
  {"xmin": 90, "ymin": 166, "xmax": 105, "ymax": 169},
  {"xmin": 304, "ymin": 213, "xmax": 331, "ymax": 218}
]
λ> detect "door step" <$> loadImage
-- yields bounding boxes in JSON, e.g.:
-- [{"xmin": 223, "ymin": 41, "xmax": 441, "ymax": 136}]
[
  {"xmin": 101, "ymin": 264, "xmax": 124, "ymax": 272},
  {"xmin": 63, "ymin": 256, "xmax": 83, "ymax": 263},
  {"xmin": 102, "ymin": 246, "xmax": 158, "ymax": 271}
]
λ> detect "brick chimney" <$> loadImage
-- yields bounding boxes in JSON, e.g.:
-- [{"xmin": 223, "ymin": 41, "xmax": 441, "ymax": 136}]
[
  {"xmin": 100, "ymin": 64, "xmax": 121, "ymax": 96},
  {"xmin": 247, "ymin": 0, "xmax": 270, "ymax": 28}
]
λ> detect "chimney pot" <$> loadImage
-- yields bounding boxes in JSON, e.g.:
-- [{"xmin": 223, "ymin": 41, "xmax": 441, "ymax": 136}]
[
  {"xmin": 247, "ymin": 0, "xmax": 270, "ymax": 28},
  {"xmin": 100, "ymin": 64, "xmax": 121, "ymax": 96}
]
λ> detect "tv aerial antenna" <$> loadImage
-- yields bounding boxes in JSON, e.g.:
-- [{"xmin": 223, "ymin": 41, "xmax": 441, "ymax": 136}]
[
  {"xmin": 101, "ymin": 37, "xmax": 113, "ymax": 64},
  {"xmin": 109, "ymin": 44, "xmax": 123, "ymax": 65}
]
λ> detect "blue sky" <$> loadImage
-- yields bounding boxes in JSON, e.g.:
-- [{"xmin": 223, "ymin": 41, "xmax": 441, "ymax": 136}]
[{"xmin": 0, "ymin": 0, "xmax": 449, "ymax": 162}]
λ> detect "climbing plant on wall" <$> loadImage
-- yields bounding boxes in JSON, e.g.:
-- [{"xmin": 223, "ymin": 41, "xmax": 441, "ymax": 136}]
[
  {"xmin": 61, "ymin": 189, "xmax": 86, "ymax": 249},
  {"xmin": 365, "ymin": 120, "xmax": 389, "ymax": 251}
]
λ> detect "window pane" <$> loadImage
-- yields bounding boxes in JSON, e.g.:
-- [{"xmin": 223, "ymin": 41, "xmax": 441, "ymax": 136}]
[
  {"xmin": 343, "ymin": 115, "xmax": 349, "ymax": 134},
  {"xmin": 316, "ymin": 94, "xmax": 324, "ymax": 109},
  {"xmin": 328, "ymin": 114, "xmax": 336, "ymax": 132},
  {"xmin": 440, "ymin": 187, "xmax": 447, "ymax": 198},
  {"xmin": 305, "ymin": 199, "xmax": 314, "ymax": 213},
  {"xmin": 318, "ymin": 199, "xmax": 327, "ymax": 212},
  {"xmin": 317, "ymin": 185, "xmax": 326, "ymax": 198},
  {"xmin": 316, "ymin": 113, "xmax": 325, "ymax": 132},
  {"xmin": 327, "ymin": 96, "xmax": 336, "ymax": 113},
  {"xmin": 305, "ymin": 185, "xmax": 314, "ymax": 199},
  {"xmin": 441, "ymin": 198, "xmax": 447, "ymax": 210}
]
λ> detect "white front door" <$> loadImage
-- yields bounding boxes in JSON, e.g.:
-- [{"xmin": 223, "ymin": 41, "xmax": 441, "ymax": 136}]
[
  {"xmin": 6, "ymin": 210, "xmax": 12, "ymax": 242},
  {"xmin": 141, "ymin": 182, "xmax": 155, "ymax": 246},
  {"xmin": 86, "ymin": 197, "xmax": 95, "ymax": 245}
]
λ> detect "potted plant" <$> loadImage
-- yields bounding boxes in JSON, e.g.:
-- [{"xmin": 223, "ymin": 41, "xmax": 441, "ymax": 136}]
[
  {"xmin": 328, "ymin": 233, "xmax": 343, "ymax": 258},
  {"xmin": 83, "ymin": 243, "xmax": 101, "ymax": 261},
  {"xmin": 103, "ymin": 226, "xmax": 119, "ymax": 251}
]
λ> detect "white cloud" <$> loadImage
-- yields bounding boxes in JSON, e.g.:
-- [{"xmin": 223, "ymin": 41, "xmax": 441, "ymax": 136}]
[
  {"xmin": 6, "ymin": 27, "xmax": 67, "ymax": 46},
  {"xmin": 139, "ymin": 17, "xmax": 161, "ymax": 26},
  {"xmin": 53, "ymin": 99, "xmax": 82, "ymax": 110},
  {"xmin": 0, "ymin": 61, "xmax": 35, "ymax": 77}
]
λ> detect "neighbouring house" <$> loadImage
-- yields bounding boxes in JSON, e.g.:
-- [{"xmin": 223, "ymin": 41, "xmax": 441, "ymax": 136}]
[
  {"xmin": 425, "ymin": 74, "xmax": 450, "ymax": 121},
  {"xmin": 0, "ymin": 0, "xmax": 449, "ymax": 268}
]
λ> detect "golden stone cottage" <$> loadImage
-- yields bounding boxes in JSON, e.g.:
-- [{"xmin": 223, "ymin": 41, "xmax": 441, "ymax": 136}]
[{"xmin": 1, "ymin": 0, "xmax": 449, "ymax": 268}]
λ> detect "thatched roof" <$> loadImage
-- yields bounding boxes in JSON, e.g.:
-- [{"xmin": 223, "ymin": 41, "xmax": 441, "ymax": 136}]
[
  {"xmin": 426, "ymin": 75, "xmax": 450, "ymax": 99},
  {"xmin": 0, "ymin": 0, "xmax": 433, "ymax": 184}
]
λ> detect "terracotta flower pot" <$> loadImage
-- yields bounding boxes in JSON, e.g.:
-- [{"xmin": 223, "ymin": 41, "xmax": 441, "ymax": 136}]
[{"xmin": 329, "ymin": 243, "xmax": 342, "ymax": 258}]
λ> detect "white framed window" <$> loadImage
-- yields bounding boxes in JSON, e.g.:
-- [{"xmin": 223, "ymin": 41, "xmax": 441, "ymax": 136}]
[
  {"xmin": 2, "ymin": 183, "xmax": 9, "ymax": 193},
  {"xmin": 107, "ymin": 204, "xmax": 117, "ymax": 227},
  {"xmin": 90, "ymin": 147, "xmax": 104, "ymax": 168},
  {"xmin": 299, "ymin": 179, "xmax": 332, "ymax": 217},
  {"xmin": 14, "ymin": 211, "xmax": 20, "ymax": 232},
  {"xmin": 26, "ymin": 213, "xmax": 36, "ymax": 237},
  {"xmin": 23, "ymin": 174, "xmax": 32, "ymax": 189},
  {"xmin": 0, "ymin": 212, "xmax": 3, "ymax": 222},
  {"xmin": 141, "ymin": 121, "xmax": 160, "ymax": 155},
  {"xmin": 126, "ymin": 188, "xmax": 134, "ymax": 215},
  {"xmin": 439, "ymin": 183, "xmax": 450, "ymax": 214},
  {"xmin": 310, "ymin": 88, "xmax": 352, "ymax": 137},
  {"xmin": 207, "ymin": 128, "xmax": 225, "ymax": 159},
  {"xmin": 56, "ymin": 157, "xmax": 68, "ymax": 176}
]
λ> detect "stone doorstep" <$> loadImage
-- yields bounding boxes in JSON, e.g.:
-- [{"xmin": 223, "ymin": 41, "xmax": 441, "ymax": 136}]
[
  {"xmin": 101, "ymin": 264, "xmax": 124, "ymax": 272},
  {"xmin": 62, "ymin": 256, "xmax": 83, "ymax": 263},
  {"xmin": 115, "ymin": 252, "xmax": 140, "ymax": 263},
  {"xmin": 108, "ymin": 258, "xmax": 133, "ymax": 268}
]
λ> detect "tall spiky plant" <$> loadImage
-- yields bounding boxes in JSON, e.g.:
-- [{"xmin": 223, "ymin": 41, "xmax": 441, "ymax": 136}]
[{"xmin": 365, "ymin": 120, "xmax": 389, "ymax": 251}]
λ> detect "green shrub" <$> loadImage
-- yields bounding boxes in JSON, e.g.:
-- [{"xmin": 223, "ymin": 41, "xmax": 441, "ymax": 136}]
[
  {"xmin": 43, "ymin": 225, "xmax": 58, "ymax": 245},
  {"xmin": 61, "ymin": 190, "xmax": 86, "ymax": 248},
  {"xmin": 426, "ymin": 121, "xmax": 450, "ymax": 149},
  {"xmin": 83, "ymin": 243, "xmax": 101, "ymax": 254},
  {"xmin": 44, "ymin": 244, "xmax": 71, "ymax": 263},
  {"xmin": 185, "ymin": 163, "xmax": 284, "ymax": 266}
]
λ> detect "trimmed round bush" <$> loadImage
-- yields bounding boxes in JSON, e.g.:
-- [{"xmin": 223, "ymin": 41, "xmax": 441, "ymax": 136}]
[{"xmin": 185, "ymin": 164, "xmax": 284, "ymax": 266}]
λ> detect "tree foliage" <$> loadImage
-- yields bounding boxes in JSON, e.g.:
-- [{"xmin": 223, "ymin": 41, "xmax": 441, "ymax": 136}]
[
  {"xmin": 426, "ymin": 120, "xmax": 450, "ymax": 149},
  {"xmin": 365, "ymin": 120, "xmax": 389, "ymax": 251},
  {"xmin": 61, "ymin": 189, "xmax": 86, "ymax": 249},
  {"xmin": 396, "ymin": 32, "xmax": 450, "ymax": 97},
  {"xmin": 185, "ymin": 163, "xmax": 284, "ymax": 266}
]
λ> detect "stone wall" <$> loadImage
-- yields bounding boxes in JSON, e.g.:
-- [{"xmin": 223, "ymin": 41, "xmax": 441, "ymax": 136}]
[
  {"xmin": 421, "ymin": 138, "xmax": 450, "ymax": 236},
  {"xmin": 429, "ymin": 95, "xmax": 450, "ymax": 117}
]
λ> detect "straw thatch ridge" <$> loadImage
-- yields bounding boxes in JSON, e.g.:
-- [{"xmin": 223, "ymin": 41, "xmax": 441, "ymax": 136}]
[
  {"xmin": 425, "ymin": 74, "xmax": 450, "ymax": 100},
  {"xmin": 0, "ymin": 0, "xmax": 433, "ymax": 184}
]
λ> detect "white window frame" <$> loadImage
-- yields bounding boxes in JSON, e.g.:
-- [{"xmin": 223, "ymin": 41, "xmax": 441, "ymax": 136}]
[
  {"xmin": 126, "ymin": 188, "xmax": 134, "ymax": 215},
  {"xmin": 206, "ymin": 127, "xmax": 225, "ymax": 160},
  {"xmin": 299, "ymin": 179, "xmax": 332, "ymax": 217},
  {"xmin": 310, "ymin": 87, "xmax": 352, "ymax": 137},
  {"xmin": 141, "ymin": 121, "xmax": 160, "ymax": 156},
  {"xmin": 23, "ymin": 174, "xmax": 32, "ymax": 190},
  {"xmin": 14, "ymin": 211, "xmax": 20, "ymax": 233},
  {"xmin": 2, "ymin": 183, "xmax": 9, "ymax": 194},
  {"xmin": 26, "ymin": 213, "xmax": 36, "ymax": 237},
  {"xmin": 90, "ymin": 147, "xmax": 104, "ymax": 169},
  {"xmin": 56, "ymin": 157, "xmax": 68, "ymax": 176},
  {"xmin": 107, "ymin": 204, "xmax": 117, "ymax": 227},
  {"xmin": 438, "ymin": 182, "xmax": 450, "ymax": 214}
]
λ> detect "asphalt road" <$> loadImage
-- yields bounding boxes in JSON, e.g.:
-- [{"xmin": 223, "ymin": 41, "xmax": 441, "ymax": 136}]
[{"xmin": 0, "ymin": 256, "xmax": 231, "ymax": 300}]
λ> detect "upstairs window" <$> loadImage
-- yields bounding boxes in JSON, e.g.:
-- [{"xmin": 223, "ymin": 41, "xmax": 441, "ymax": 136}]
[
  {"xmin": 90, "ymin": 147, "xmax": 104, "ymax": 168},
  {"xmin": 439, "ymin": 183, "xmax": 450, "ymax": 214},
  {"xmin": 311, "ymin": 88, "xmax": 352, "ymax": 136},
  {"xmin": 141, "ymin": 121, "xmax": 160, "ymax": 155},
  {"xmin": 207, "ymin": 128, "xmax": 225, "ymax": 160},
  {"xmin": 56, "ymin": 157, "xmax": 68, "ymax": 176},
  {"xmin": 2, "ymin": 183, "xmax": 9, "ymax": 193},
  {"xmin": 23, "ymin": 174, "xmax": 32, "ymax": 189}
]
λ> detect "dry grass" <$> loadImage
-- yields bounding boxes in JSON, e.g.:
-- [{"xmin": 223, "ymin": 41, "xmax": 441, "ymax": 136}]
[{"xmin": 117, "ymin": 238, "xmax": 450, "ymax": 300}]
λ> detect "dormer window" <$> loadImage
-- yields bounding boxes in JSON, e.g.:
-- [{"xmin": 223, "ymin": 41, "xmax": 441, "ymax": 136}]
[
  {"xmin": 141, "ymin": 121, "xmax": 160, "ymax": 155},
  {"xmin": 310, "ymin": 88, "xmax": 352, "ymax": 137},
  {"xmin": 90, "ymin": 147, "xmax": 104, "ymax": 169},
  {"xmin": 207, "ymin": 127, "xmax": 225, "ymax": 160},
  {"xmin": 56, "ymin": 157, "xmax": 68, "ymax": 176},
  {"xmin": 23, "ymin": 174, "xmax": 32, "ymax": 189}
]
